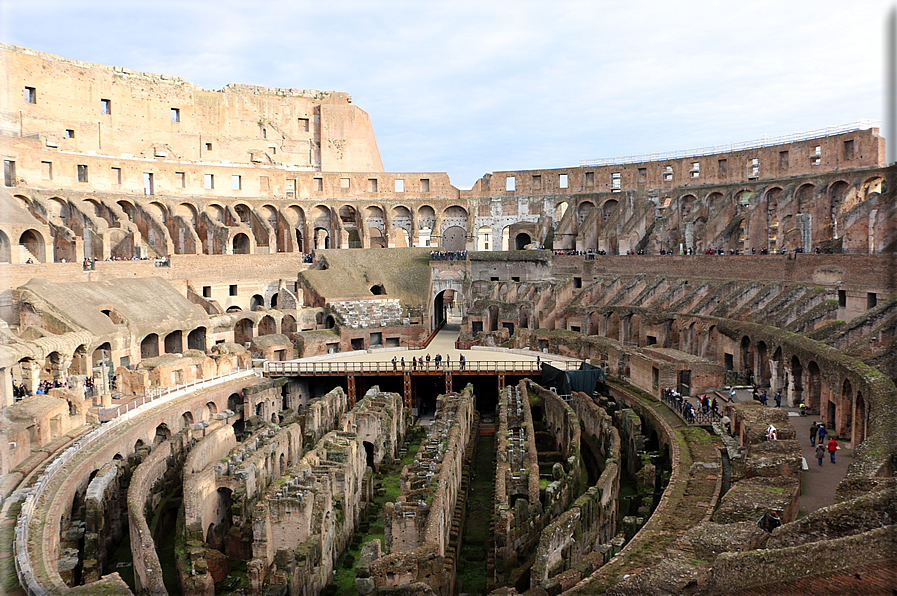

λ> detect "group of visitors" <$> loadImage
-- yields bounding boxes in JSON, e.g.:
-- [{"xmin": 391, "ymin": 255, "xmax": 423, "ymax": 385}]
[
  {"xmin": 392, "ymin": 353, "xmax": 466, "ymax": 370},
  {"xmin": 13, "ymin": 378, "xmax": 66, "ymax": 400},
  {"xmin": 661, "ymin": 387, "xmax": 711, "ymax": 423},
  {"xmin": 301, "ymin": 253, "xmax": 314, "ymax": 263},
  {"xmin": 810, "ymin": 421, "xmax": 839, "ymax": 465},
  {"xmin": 429, "ymin": 250, "xmax": 466, "ymax": 261}
]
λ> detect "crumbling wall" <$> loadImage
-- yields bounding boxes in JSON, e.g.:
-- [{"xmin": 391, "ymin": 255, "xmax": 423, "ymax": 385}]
[
  {"xmin": 492, "ymin": 381, "xmax": 541, "ymax": 587},
  {"xmin": 531, "ymin": 391, "xmax": 621, "ymax": 588},
  {"xmin": 371, "ymin": 386, "xmax": 475, "ymax": 596},
  {"xmin": 304, "ymin": 386, "xmax": 349, "ymax": 449}
]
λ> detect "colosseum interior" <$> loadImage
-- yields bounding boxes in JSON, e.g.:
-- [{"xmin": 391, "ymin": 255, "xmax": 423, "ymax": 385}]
[{"xmin": 0, "ymin": 43, "xmax": 895, "ymax": 595}]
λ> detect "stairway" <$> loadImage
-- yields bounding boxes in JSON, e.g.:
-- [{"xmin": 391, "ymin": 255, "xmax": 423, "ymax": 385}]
[
  {"xmin": 479, "ymin": 422, "xmax": 497, "ymax": 436},
  {"xmin": 18, "ymin": 244, "xmax": 40, "ymax": 263}
]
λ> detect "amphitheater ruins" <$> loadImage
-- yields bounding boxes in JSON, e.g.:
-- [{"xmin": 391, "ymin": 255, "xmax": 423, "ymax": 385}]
[{"xmin": 0, "ymin": 43, "xmax": 895, "ymax": 595}]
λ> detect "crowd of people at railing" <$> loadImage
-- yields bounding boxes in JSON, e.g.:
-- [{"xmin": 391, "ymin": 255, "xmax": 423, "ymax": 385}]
[
  {"xmin": 662, "ymin": 387, "xmax": 722, "ymax": 424},
  {"xmin": 391, "ymin": 353, "xmax": 467, "ymax": 370},
  {"xmin": 430, "ymin": 250, "xmax": 467, "ymax": 261}
]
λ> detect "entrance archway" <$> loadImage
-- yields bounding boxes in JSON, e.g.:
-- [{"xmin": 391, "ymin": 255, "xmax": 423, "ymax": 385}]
[{"xmin": 515, "ymin": 233, "xmax": 532, "ymax": 250}]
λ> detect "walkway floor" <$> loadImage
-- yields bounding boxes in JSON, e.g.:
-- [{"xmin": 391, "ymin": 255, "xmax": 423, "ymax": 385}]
[{"xmin": 677, "ymin": 388, "xmax": 850, "ymax": 515}]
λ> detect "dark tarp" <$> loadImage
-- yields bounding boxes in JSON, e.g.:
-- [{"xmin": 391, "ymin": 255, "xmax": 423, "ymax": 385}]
[{"xmin": 540, "ymin": 362, "xmax": 605, "ymax": 396}]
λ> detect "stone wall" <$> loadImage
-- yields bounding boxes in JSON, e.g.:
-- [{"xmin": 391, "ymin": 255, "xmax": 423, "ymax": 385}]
[{"xmin": 126, "ymin": 430, "xmax": 192, "ymax": 595}]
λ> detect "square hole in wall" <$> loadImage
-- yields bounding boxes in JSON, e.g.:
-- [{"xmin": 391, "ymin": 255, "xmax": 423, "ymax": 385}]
[
  {"xmin": 65, "ymin": 129, "xmax": 75, "ymax": 138},
  {"xmin": 229, "ymin": 285, "xmax": 238, "ymax": 296},
  {"xmin": 203, "ymin": 286, "xmax": 212, "ymax": 298}
]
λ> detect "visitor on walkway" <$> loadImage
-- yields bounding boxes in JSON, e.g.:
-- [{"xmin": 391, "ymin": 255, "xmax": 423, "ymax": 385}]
[
  {"xmin": 828, "ymin": 437, "xmax": 839, "ymax": 463},
  {"xmin": 774, "ymin": 391, "xmax": 781, "ymax": 407},
  {"xmin": 817, "ymin": 423, "xmax": 827, "ymax": 445},
  {"xmin": 810, "ymin": 421, "xmax": 819, "ymax": 446},
  {"xmin": 815, "ymin": 442, "xmax": 825, "ymax": 466},
  {"xmin": 759, "ymin": 391, "xmax": 768, "ymax": 406},
  {"xmin": 766, "ymin": 424, "xmax": 777, "ymax": 441}
]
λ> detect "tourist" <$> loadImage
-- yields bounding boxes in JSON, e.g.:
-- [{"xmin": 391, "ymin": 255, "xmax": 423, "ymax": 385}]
[
  {"xmin": 766, "ymin": 424, "xmax": 777, "ymax": 441},
  {"xmin": 828, "ymin": 437, "xmax": 838, "ymax": 463},
  {"xmin": 758, "ymin": 510, "xmax": 782, "ymax": 532},
  {"xmin": 392, "ymin": 356, "xmax": 397, "ymax": 370},
  {"xmin": 759, "ymin": 391, "xmax": 768, "ymax": 406},
  {"xmin": 817, "ymin": 423, "xmax": 827, "ymax": 445},
  {"xmin": 401, "ymin": 357, "xmax": 405, "ymax": 369},
  {"xmin": 459, "ymin": 354, "xmax": 465, "ymax": 370},
  {"xmin": 774, "ymin": 391, "xmax": 781, "ymax": 408},
  {"xmin": 815, "ymin": 442, "xmax": 826, "ymax": 466},
  {"xmin": 810, "ymin": 421, "xmax": 819, "ymax": 446}
]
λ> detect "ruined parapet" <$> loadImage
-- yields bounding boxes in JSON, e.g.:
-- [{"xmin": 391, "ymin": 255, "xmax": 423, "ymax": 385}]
[
  {"xmin": 372, "ymin": 385, "xmax": 476, "ymax": 596},
  {"xmin": 303, "ymin": 386, "xmax": 349, "ymax": 449},
  {"xmin": 615, "ymin": 408, "xmax": 646, "ymax": 479},
  {"xmin": 182, "ymin": 423, "xmax": 238, "ymax": 541},
  {"xmin": 342, "ymin": 387, "xmax": 407, "ymax": 470},
  {"xmin": 712, "ymin": 475, "xmax": 801, "ymax": 525}
]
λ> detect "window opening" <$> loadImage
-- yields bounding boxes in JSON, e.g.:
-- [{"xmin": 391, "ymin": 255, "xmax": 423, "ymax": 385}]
[
  {"xmin": 100, "ymin": 99, "xmax": 111, "ymax": 115},
  {"xmin": 559, "ymin": 174, "xmax": 568, "ymax": 188},
  {"xmin": 204, "ymin": 174, "xmax": 214, "ymax": 189},
  {"xmin": 65, "ymin": 129, "xmax": 75, "ymax": 138},
  {"xmin": 25, "ymin": 87, "xmax": 36, "ymax": 104},
  {"xmin": 232, "ymin": 175, "xmax": 242, "ymax": 191},
  {"xmin": 171, "ymin": 107, "xmax": 180, "ymax": 122},
  {"xmin": 506, "ymin": 176, "xmax": 515, "ymax": 191},
  {"xmin": 77, "ymin": 164, "xmax": 88, "ymax": 183}
]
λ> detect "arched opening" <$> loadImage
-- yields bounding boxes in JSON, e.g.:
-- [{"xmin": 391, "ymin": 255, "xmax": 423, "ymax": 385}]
[
  {"xmin": 363, "ymin": 441, "xmax": 375, "ymax": 470},
  {"xmin": 258, "ymin": 315, "xmax": 276, "ymax": 336},
  {"xmin": 164, "ymin": 330, "xmax": 183, "ymax": 354},
  {"xmin": 188, "ymin": 327, "xmax": 207, "ymax": 352},
  {"xmin": 140, "ymin": 334, "xmax": 159, "ymax": 359},
  {"xmin": 234, "ymin": 319, "xmax": 254, "ymax": 345},
  {"xmin": 602, "ymin": 199, "xmax": 619, "ymax": 223},
  {"xmin": 441, "ymin": 225, "xmax": 466, "ymax": 251},
  {"xmin": 250, "ymin": 294, "xmax": 264, "ymax": 311},
  {"xmin": 232, "ymin": 233, "xmax": 251, "ymax": 254},
  {"xmin": 226, "ymin": 305, "xmax": 242, "ymax": 313},
  {"xmin": 154, "ymin": 423, "xmax": 171, "ymax": 445},
  {"xmin": 515, "ymin": 233, "xmax": 532, "ymax": 250},
  {"xmin": 756, "ymin": 341, "xmax": 769, "ymax": 387},
  {"xmin": 0, "ymin": 230, "xmax": 11, "ymax": 263},
  {"xmin": 281, "ymin": 315, "xmax": 297, "ymax": 335},
  {"xmin": 207, "ymin": 487, "xmax": 234, "ymax": 551},
  {"xmin": 855, "ymin": 391, "xmax": 866, "ymax": 444},
  {"xmin": 134, "ymin": 438, "xmax": 146, "ymax": 453},
  {"xmin": 227, "ymin": 393, "xmax": 241, "ymax": 412},
  {"xmin": 477, "ymin": 226, "xmax": 492, "ymax": 251},
  {"xmin": 370, "ymin": 284, "xmax": 386, "ymax": 295},
  {"xmin": 19, "ymin": 229, "xmax": 45, "ymax": 263},
  {"xmin": 270, "ymin": 293, "xmax": 279, "ymax": 309},
  {"xmin": 841, "ymin": 379, "xmax": 853, "ymax": 439},
  {"xmin": 807, "ymin": 360, "xmax": 821, "ymax": 414},
  {"xmin": 791, "ymin": 356, "xmax": 805, "ymax": 408},
  {"xmin": 324, "ymin": 315, "xmax": 335, "ymax": 329},
  {"xmin": 314, "ymin": 227, "xmax": 330, "ymax": 249},
  {"xmin": 279, "ymin": 452, "xmax": 286, "ymax": 475},
  {"xmin": 488, "ymin": 305, "xmax": 500, "ymax": 332},
  {"xmin": 202, "ymin": 401, "xmax": 218, "ymax": 420},
  {"xmin": 182, "ymin": 411, "xmax": 195, "ymax": 429},
  {"xmin": 740, "ymin": 336, "xmax": 752, "ymax": 380},
  {"xmin": 434, "ymin": 289, "xmax": 451, "ymax": 329}
]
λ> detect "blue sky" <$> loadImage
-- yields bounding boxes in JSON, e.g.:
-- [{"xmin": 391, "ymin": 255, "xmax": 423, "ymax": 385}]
[{"xmin": 1, "ymin": 0, "xmax": 889, "ymax": 188}]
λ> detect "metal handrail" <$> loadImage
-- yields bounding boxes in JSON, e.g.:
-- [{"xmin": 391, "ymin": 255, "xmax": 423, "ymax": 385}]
[
  {"xmin": 14, "ymin": 366, "xmax": 257, "ymax": 596},
  {"xmin": 580, "ymin": 120, "xmax": 880, "ymax": 167},
  {"xmin": 265, "ymin": 359, "xmax": 581, "ymax": 375}
]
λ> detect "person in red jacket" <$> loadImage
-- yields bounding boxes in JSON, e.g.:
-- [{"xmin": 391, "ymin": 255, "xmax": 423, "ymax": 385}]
[{"xmin": 827, "ymin": 437, "xmax": 839, "ymax": 463}]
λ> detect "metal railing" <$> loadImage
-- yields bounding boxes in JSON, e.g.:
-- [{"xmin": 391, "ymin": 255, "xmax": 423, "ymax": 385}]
[
  {"xmin": 265, "ymin": 359, "xmax": 582, "ymax": 375},
  {"xmin": 580, "ymin": 120, "xmax": 881, "ymax": 167},
  {"xmin": 14, "ymin": 366, "xmax": 257, "ymax": 596}
]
